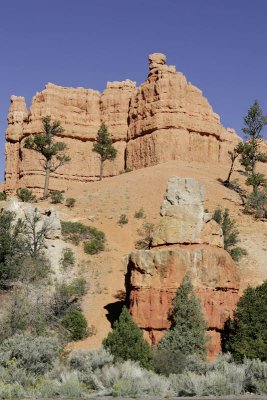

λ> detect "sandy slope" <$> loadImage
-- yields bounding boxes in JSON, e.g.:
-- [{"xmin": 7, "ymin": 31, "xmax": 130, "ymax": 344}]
[{"xmin": 35, "ymin": 159, "xmax": 267, "ymax": 350}]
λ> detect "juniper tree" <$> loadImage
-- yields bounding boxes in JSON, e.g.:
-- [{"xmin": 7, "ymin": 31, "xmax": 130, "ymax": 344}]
[
  {"xmin": 213, "ymin": 208, "xmax": 247, "ymax": 261},
  {"xmin": 240, "ymin": 101, "xmax": 267, "ymax": 192},
  {"xmin": 223, "ymin": 281, "xmax": 267, "ymax": 362},
  {"xmin": 24, "ymin": 116, "xmax": 70, "ymax": 198},
  {"xmin": 102, "ymin": 306, "xmax": 152, "ymax": 369},
  {"xmin": 158, "ymin": 275, "xmax": 208, "ymax": 358},
  {"xmin": 93, "ymin": 123, "xmax": 117, "ymax": 180}
]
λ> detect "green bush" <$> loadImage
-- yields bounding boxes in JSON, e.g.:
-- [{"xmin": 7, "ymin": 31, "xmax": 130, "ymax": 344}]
[
  {"xmin": 62, "ymin": 309, "xmax": 88, "ymax": 341},
  {"xmin": 135, "ymin": 222, "xmax": 154, "ymax": 249},
  {"xmin": 119, "ymin": 167, "xmax": 132, "ymax": 174},
  {"xmin": 152, "ymin": 347, "xmax": 186, "ymax": 376},
  {"xmin": 61, "ymin": 221, "xmax": 105, "ymax": 246},
  {"xmin": 103, "ymin": 306, "xmax": 153, "ymax": 369},
  {"xmin": 84, "ymin": 239, "xmax": 105, "ymax": 255},
  {"xmin": 60, "ymin": 248, "xmax": 75, "ymax": 270},
  {"xmin": 0, "ymin": 212, "xmax": 28, "ymax": 289},
  {"xmin": 213, "ymin": 208, "xmax": 247, "ymax": 261},
  {"xmin": 118, "ymin": 214, "xmax": 128, "ymax": 226},
  {"xmin": 50, "ymin": 190, "xmax": 64, "ymax": 204},
  {"xmin": 53, "ymin": 277, "xmax": 87, "ymax": 317},
  {"xmin": 70, "ymin": 348, "xmax": 113, "ymax": 375},
  {"xmin": 134, "ymin": 208, "xmax": 145, "ymax": 219},
  {"xmin": 223, "ymin": 281, "xmax": 267, "ymax": 362},
  {"xmin": 0, "ymin": 192, "xmax": 7, "ymax": 201},
  {"xmin": 245, "ymin": 189, "xmax": 267, "ymax": 218},
  {"xmin": 0, "ymin": 383, "xmax": 26, "ymax": 399},
  {"xmin": 65, "ymin": 197, "xmax": 76, "ymax": 208},
  {"xmin": 159, "ymin": 275, "xmax": 208, "ymax": 358},
  {"xmin": 0, "ymin": 334, "xmax": 60, "ymax": 375},
  {"xmin": 16, "ymin": 188, "xmax": 36, "ymax": 202}
]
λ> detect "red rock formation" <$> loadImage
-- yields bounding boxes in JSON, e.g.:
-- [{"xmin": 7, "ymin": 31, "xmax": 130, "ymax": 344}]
[
  {"xmin": 126, "ymin": 177, "xmax": 240, "ymax": 359},
  {"xmin": 126, "ymin": 53, "xmax": 240, "ymax": 169},
  {"xmin": 4, "ymin": 53, "xmax": 240, "ymax": 193}
]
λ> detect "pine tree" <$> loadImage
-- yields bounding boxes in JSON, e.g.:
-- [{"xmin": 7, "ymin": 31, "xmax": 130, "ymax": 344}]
[
  {"xmin": 102, "ymin": 306, "xmax": 152, "ymax": 369},
  {"xmin": 24, "ymin": 116, "xmax": 70, "ymax": 198},
  {"xmin": 213, "ymin": 208, "xmax": 247, "ymax": 261},
  {"xmin": 158, "ymin": 275, "xmax": 208, "ymax": 357},
  {"xmin": 240, "ymin": 101, "xmax": 267, "ymax": 193},
  {"xmin": 93, "ymin": 123, "xmax": 117, "ymax": 180},
  {"xmin": 224, "ymin": 142, "xmax": 244, "ymax": 187},
  {"xmin": 223, "ymin": 281, "xmax": 267, "ymax": 362}
]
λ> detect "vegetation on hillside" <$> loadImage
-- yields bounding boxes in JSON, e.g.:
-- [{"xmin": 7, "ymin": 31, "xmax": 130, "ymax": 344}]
[
  {"xmin": 223, "ymin": 280, "xmax": 267, "ymax": 362},
  {"xmin": 158, "ymin": 275, "xmax": 208, "ymax": 358},
  {"xmin": 213, "ymin": 208, "xmax": 247, "ymax": 261},
  {"xmin": 61, "ymin": 220, "xmax": 105, "ymax": 254},
  {"xmin": 92, "ymin": 123, "xmax": 117, "ymax": 181},
  {"xmin": 224, "ymin": 101, "xmax": 267, "ymax": 218},
  {"xmin": 102, "ymin": 306, "xmax": 153, "ymax": 369},
  {"xmin": 24, "ymin": 116, "xmax": 71, "ymax": 198}
]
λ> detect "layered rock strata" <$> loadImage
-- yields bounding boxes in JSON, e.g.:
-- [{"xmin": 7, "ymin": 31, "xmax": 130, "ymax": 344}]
[
  {"xmin": 125, "ymin": 177, "xmax": 240, "ymax": 359},
  {"xmin": 4, "ymin": 53, "xmax": 240, "ymax": 193}
]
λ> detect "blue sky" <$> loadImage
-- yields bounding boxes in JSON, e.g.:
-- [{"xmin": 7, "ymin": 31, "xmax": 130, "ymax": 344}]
[{"xmin": 1, "ymin": 0, "xmax": 267, "ymax": 180}]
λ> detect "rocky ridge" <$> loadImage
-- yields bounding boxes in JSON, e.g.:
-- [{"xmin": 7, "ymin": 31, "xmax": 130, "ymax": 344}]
[
  {"xmin": 125, "ymin": 177, "xmax": 240, "ymax": 359},
  {"xmin": 4, "ymin": 53, "xmax": 240, "ymax": 193}
]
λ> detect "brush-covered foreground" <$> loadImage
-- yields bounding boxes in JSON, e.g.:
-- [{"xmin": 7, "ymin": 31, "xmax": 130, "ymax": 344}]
[{"xmin": 0, "ymin": 344, "xmax": 267, "ymax": 399}]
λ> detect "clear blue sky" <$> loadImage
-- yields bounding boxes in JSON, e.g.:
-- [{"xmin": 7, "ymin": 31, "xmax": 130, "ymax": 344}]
[{"xmin": 1, "ymin": 0, "xmax": 267, "ymax": 180}]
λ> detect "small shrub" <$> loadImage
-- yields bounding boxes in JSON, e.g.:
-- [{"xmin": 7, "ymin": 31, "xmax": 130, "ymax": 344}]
[
  {"xmin": 53, "ymin": 277, "xmax": 87, "ymax": 317},
  {"xmin": 119, "ymin": 167, "xmax": 132, "ymax": 174},
  {"xmin": 244, "ymin": 358, "xmax": 267, "ymax": 394},
  {"xmin": 152, "ymin": 347, "xmax": 186, "ymax": 376},
  {"xmin": 135, "ymin": 222, "xmax": 154, "ymax": 249},
  {"xmin": 134, "ymin": 208, "xmax": 145, "ymax": 219},
  {"xmin": 118, "ymin": 214, "xmax": 128, "ymax": 226},
  {"xmin": 84, "ymin": 239, "xmax": 105, "ymax": 255},
  {"xmin": 213, "ymin": 208, "xmax": 247, "ymax": 261},
  {"xmin": 61, "ymin": 221, "xmax": 105, "ymax": 246},
  {"xmin": 90, "ymin": 360, "xmax": 171, "ymax": 396},
  {"xmin": 65, "ymin": 197, "xmax": 76, "ymax": 208},
  {"xmin": 0, "ymin": 383, "xmax": 26, "ymax": 399},
  {"xmin": 50, "ymin": 190, "xmax": 64, "ymax": 204},
  {"xmin": 70, "ymin": 348, "xmax": 113, "ymax": 385},
  {"xmin": 245, "ymin": 189, "xmax": 267, "ymax": 218},
  {"xmin": 0, "ymin": 192, "xmax": 7, "ymax": 201},
  {"xmin": 60, "ymin": 248, "xmax": 75, "ymax": 270},
  {"xmin": 62, "ymin": 309, "xmax": 88, "ymax": 341},
  {"xmin": 16, "ymin": 188, "xmax": 35, "ymax": 202},
  {"xmin": 0, "ymin": 334, "xmax": 60, "ymax": 375}
]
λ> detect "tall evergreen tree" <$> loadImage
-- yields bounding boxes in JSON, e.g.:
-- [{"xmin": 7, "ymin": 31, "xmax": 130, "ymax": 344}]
[
  {"xmin": 24, "ymin": 116, "xmax": 70, "ymax": 198},
  {"xmin": 240, "ymin": 101, "xmax": 267, "ymax": 193},
  {"xmin": 223, "ymin": 281, "xmax": 267, "ymax": 362},
  {"xmin": 93, "ymin": 123, "xmax": 117, "ymax": 181},
  {"xmin": 102, "ymin": 306, "xmax": 152, "ymax": 369},
  {"xmin": 158, "ymin": 275, "xmax": 208, "ymax": 357}
]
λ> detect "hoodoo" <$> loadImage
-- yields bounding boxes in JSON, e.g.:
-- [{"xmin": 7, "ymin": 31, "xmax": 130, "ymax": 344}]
[
  {"xmin": 4, "ymin": 54, "xmax": 240, "ymax": 193},
  {"xmin": 126, "ymin": 177, "xmax": 240, "ymax": 359}
]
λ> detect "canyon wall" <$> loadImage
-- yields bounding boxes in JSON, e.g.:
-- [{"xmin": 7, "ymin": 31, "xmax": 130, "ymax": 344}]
[
  {"xmin": 4, "ymin": 53, "xmax": 240, "ymax": 193},
  {"xmin": 125, "ymin": 177, "xmax": 240, "ymax": 359}
]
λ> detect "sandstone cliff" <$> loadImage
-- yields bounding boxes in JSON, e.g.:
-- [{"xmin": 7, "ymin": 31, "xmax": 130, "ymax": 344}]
[
  {"xmin": 125, "ymin": 177, "xmax": 240, "ymax": 359},
  {"xmin": 4, "ymin": 53, "xmax": 240, "ymax": 193}
]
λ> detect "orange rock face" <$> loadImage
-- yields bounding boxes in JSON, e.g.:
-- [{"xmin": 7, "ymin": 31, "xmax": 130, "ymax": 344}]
[
  {"xmin": 126, "ymin": 177, "xmax": 240, "ymax": 359},
  {"xmin": 4, "ymin": 53, "xmax": 240, "ymax": 193}
]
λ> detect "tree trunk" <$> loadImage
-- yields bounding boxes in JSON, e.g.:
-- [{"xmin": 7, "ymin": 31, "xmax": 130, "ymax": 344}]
[
  {"xmin": 100, "ymin": 158, "xmax": 104, "ymax": 181},
  {"xmin": 43, "ymin": 160, "xmax": 51, "ymax": 198},
  {"xmin": 224, "ymin": 156, "xmax": 236, "ymax": 187}
]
